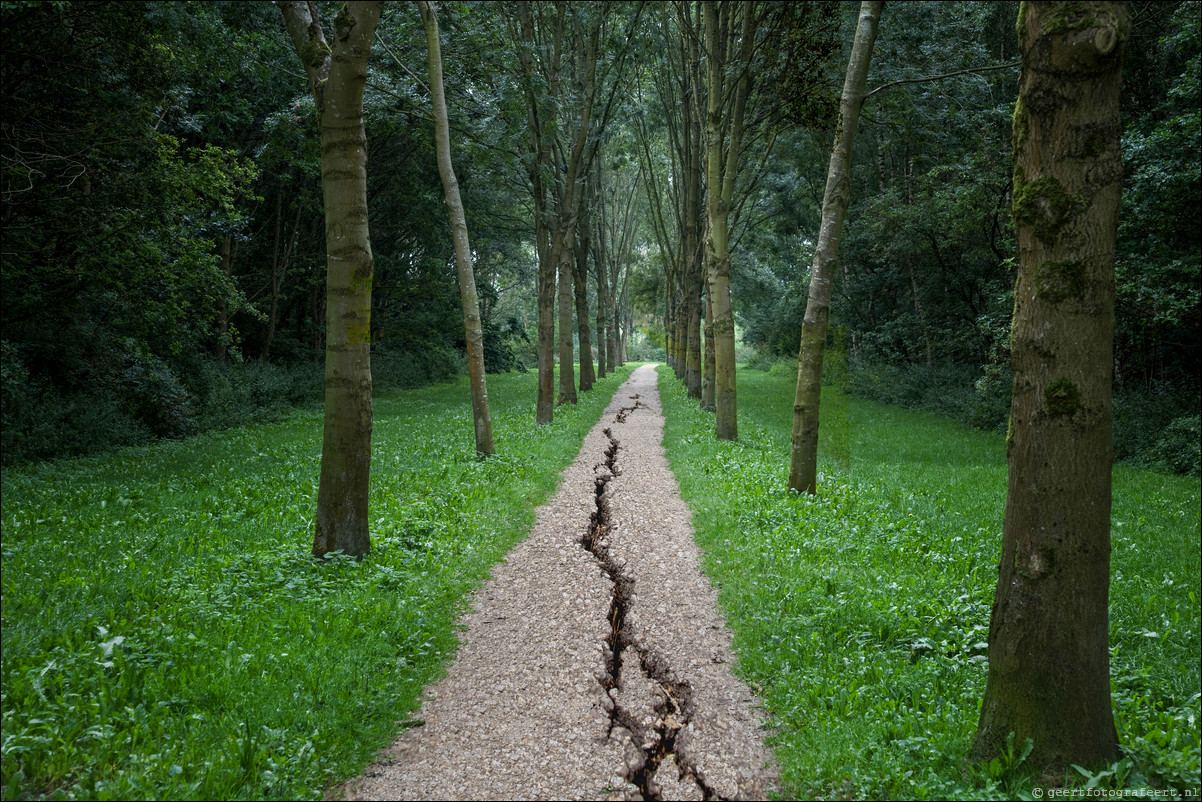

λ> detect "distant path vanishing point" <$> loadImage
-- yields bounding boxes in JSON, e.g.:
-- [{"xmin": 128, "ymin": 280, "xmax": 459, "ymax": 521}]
[{"xmin": 340, "ymin": 364, "xmax": 776, "ymax": 801}]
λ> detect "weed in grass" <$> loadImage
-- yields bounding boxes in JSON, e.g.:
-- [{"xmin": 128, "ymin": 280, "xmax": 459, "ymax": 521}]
[
  {"xmin": 658, "ymin": 365, "xmax": 1200, "ymax": 800},
  {"xmin": 1, "ymin": 365, "xmax": 635, "ymax": 800}
]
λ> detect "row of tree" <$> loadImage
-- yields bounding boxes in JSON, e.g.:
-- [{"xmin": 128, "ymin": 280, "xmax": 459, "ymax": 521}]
[
  {"xmin": 3, "ymin": 0, "xmax": 1197, "ymax": 780},
  {"xmin": 1, "ymin": 1, "xmax": 649, "ymax": 466}
]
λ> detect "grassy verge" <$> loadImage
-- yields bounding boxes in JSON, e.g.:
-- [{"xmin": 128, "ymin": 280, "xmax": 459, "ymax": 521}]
[
  {"xmin": 658, "ymin": 365, "xmax": 1201, "ymax": 799},
  {"xmin": 1, "ymin": 364, "xmax": 634, "ymax": 800}
]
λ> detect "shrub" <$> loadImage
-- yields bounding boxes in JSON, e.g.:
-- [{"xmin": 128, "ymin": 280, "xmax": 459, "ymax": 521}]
[
  {"xmin": 371, "ymin": 343, "xmax": 465, "ymax": 390},
  {"xmin": 1139, "ymin": 414, "xmax": 1202, "ymax": 476},
  {"xmin": 120, "ymin": 344, "xmax": 199, "ymax": 439}
]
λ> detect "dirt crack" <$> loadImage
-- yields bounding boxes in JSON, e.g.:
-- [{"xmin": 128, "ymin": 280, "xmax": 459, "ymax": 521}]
[
  {"xmin": 580, "ymin": 400, "xmax": 722, "ymax": 801},
  {"xmin": 338, "ymin": 366, "xmax": 775, "ymax": 801}
]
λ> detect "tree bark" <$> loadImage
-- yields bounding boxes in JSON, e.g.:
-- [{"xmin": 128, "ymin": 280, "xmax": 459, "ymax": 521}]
[
  {"xmin": 574, "ymin": 192, "xmax": 595, "ymax": 391},
  {"xmin": 514, "ymin": 1, "xmax": 557, "ymax": 424},
  {"xmin": 279, "ymin": 0, "xmax": 382, "ymax": 560},
  {"xmin": 593, "ymin": 179, "xmax": 609, "ymax": 379},
  {"xmin": 972, "ymin": 0, "xmax": 1128, "ymax": 773},
  {"xmin": 419, "ymin": 0, "xmax": 494, "ymax": 458},
  {"xmin": 703, "ymin": 1, "xmax": 754, "ymax": 441},
  {"xmin": 702, "ymin": 278, "xmax": 715, "ymax": 411},
  {"xmin": 788, "ymin": 0, "xmax": 882, "ymax": 494},
  {"xmin": 557, "ymin": 221, "xmax": 578, "ymax": 404}
]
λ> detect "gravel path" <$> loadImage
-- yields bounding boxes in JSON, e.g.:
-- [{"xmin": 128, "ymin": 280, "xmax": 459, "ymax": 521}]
[{"xmin": 340, "ymin": 365, "xmax": 776, "ymax": 801}]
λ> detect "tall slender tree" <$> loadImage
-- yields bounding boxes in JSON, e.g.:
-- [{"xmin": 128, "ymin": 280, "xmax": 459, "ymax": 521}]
[
  {"xmin": 702, "ymin": 0, "xmax": 756, "ymax": 440},
  {"xmin": 789, "ymin": 0, "xmax": 882, "ymax": 494},
  {"xmin": 278, "ymin": 0, "xmax": 383, "ymax": 559},
  {"xmin": 972, "ymin": 0, "xmax": 1129, "ymax": 772},
  {"xmin": 418, "ymin": 0, "xmax": 494, "ymax": 458}
]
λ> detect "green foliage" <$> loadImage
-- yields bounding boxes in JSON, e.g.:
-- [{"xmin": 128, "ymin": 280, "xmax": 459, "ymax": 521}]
[
  {"xmin": 848, "ymin": 357, "xmax": 1011, "ymax": 432},
  {"xmin": 0, "ymin": 365, "xmax": 635, "ymax": 800},
  {"xmin": 1139, "ymin": 415, "xmax": 1202, "ymax": 477},
  {"xmin": 659, "ymin": 364, "xmax": 1201, "ymax": 799}
]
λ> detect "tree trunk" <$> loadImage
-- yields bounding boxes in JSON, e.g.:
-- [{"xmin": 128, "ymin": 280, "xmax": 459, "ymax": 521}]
[
  {"xmin": 703, "ymin": 1, "xmax": 754, "ymax": 441},
  {"xmin": 972, "ymin": 0, "xmax": 1128, "ymax": 773},
  {"xmin": 514, "ymin": 1, "xmax": 557, "ymax": 425},
  {"xmin": 702, "ymin": 280, "xmax": 715, "ymax": 411},
  {"xmin": 574, "ymin": 197, "xmax": 595, "ymax": 391},
  {"xmin": 279, "ymin": 0, "xmax": 382, "ymax": 560},
  {"xmin": 685, "ymin": 274, "xmax": 703, "ymax": 399},
  {"xmin": 419, "ymin": 0, "xmax": 494, "ymax": 458},
  {"xmin": 213, "ymin": 235, "xmax": 234, "ymax": 361},
  {"xmin": 788, "ymin": 0, "xmax": 881, "ymax": 494},
  {"xmin": 262, "ymin": 188, "xmax": 302, "ymax": 363},
  {"xmin": 557, "ymin": 223, "xmax": 578, "ymax": 404},
  {"xmin": 594, "ymin": 209, "xmax": 609, "ymax": 379}
]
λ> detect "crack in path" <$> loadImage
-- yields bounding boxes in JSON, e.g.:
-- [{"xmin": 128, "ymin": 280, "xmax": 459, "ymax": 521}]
[
  {"xmin": 583, "ymin": 416, "xmax": 719, "ymax": 801},
  {"xmin": 340, "ymin": 366, "xmax": 776, "ymax": 801}
]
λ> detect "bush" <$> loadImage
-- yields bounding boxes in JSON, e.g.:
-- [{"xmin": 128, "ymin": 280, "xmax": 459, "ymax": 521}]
[
  {"xmin": 1, "ymin": 341, "xmax": 153, "ymax": 464},
  {"xmin": 371, "ymin": 343, "xmax": 465, "ymax": 390},
  {"xmin": 849, "ymin": 357, "xmax": 1201, "ymax": 475},
  {"xmin": 848, "ymin": 357, "xmax": 1008, "ymax": 432},
  {"xmin": 120, "ymin": 344, "xmax": 199, "ymax": 439},
  {"xmin": 1139, "ymin": 414, "xmax": 1201, "ymax": 476},
  {"xmin": 192, "ymin": 359, "xmax": 323, "ymax": 432},
  {"xmin": 1112, "ymin": 384, "xmax": 1197, "ymax": 464},
  {"xmin": 626, "ymin": 328, "xmax": 666, "ymax": 362}
]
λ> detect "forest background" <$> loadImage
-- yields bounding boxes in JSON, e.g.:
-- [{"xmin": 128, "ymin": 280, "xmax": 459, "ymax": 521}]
[{"xmin": 2, "ymin": 0, "xmax": 1197, "ymax": 474}]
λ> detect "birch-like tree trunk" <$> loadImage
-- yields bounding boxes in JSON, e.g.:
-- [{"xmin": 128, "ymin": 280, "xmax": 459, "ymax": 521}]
[
  {"xmin": 788, "ymin": 0, "xmax": 882, "ymax": 494},
  {"xmin": 278, "ymin": 0, "xmax": 382, "ymax": 559},
  {"xmin": 972, "ymin": 0, "xmax": 1128, "ymax": 772},
  {"xmin": 419, "ymin": 0, "xmax": 494, "ymax": 458}
]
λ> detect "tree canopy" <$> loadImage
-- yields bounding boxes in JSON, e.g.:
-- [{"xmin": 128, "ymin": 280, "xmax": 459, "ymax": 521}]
[{"xmin": 2, "ymin": 0, "xmax": 1197, "ymax": 474}]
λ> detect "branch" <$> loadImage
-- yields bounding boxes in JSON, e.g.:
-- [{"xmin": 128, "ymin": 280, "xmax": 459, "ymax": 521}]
[{"xmin": 863, "ymin": 61, "xmax": 1021, "ymax": 103}]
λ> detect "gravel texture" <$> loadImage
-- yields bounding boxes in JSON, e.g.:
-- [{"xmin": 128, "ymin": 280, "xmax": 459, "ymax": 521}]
[{"xmin": 340, "ymin": 365, "xmax": 776, "ymax": 801}]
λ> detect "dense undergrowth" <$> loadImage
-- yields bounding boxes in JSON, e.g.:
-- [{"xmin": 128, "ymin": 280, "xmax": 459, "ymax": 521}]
[
  {"xmin": 658, "ymin": 365, "xmax": 1201, "ymax": 800},
  {"xmin": 0, "ymin": 364, "xmax": 633, "ymax": 800}
]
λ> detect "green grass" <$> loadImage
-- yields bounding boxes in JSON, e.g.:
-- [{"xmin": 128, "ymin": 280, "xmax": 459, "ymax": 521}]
[
  {"xmin": 658, "ymin": 365, "xmax": 1201, "ymax": 799},
  {"xmin": 0, "ymin": 364, "xmax": 634, "ymax": 800}
]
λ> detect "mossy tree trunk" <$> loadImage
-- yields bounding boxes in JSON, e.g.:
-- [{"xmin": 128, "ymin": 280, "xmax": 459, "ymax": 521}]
[
  {"xmin": 278, "ymin": 0, "xmax": 382, "ymax": 559},
  {"xmin": 972, "ymin": 0, "xmax": 1128, "ymax": 773},
  {"xmin": 419, "ymin": 0, "xmax": 494, "ymax": 459},
  {"xmin": 788, "ymin": 0, "xmax": 882, "ymax": 494}
]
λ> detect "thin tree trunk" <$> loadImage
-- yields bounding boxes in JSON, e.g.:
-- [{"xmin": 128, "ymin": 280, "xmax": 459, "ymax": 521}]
[
  {"xmin": 594, "ymin": 189, "xmax": 609, "ymax": 379},
  {"xmin": 703, "ymin": 1, "xmax": 754, "ymax": 441},
  {"xmin": 557, "ymin": 222, "xmax": 578, "ymax": 404},
  {"xmin": 419, "ymin": 0, "xmax": 494, "ymax": 458},
  {"xmin": 260, "ymin": 188, "xmax": 284, "ymax": 363},
  {"xmin": 972, "ymin": 0, "xmax": 1127, "ymax": 772},
  {"xmin": 279, "ymin": 0, "xmax": 382, "ymax": 560},
  {"xmin": 788, "ymin": 0, "xmax": 882, "ymax": 494},
  {"xmin": 213, "ymin": 235, "xmax": 235, "ymax": 361},
  {"xmin": 262, "ymin": 189, "xmax": 302, "ymax": 363},
  {"xmin": 702, "ymin": 279, "xmax": 715, "ymax": 411},
  {"xmin": 574, "ymin": 197, "xmax": 595, "ymax": 391},
  {"xmin": 514, "ymin": 1, "xmax": 557, "ymax": 425}
]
